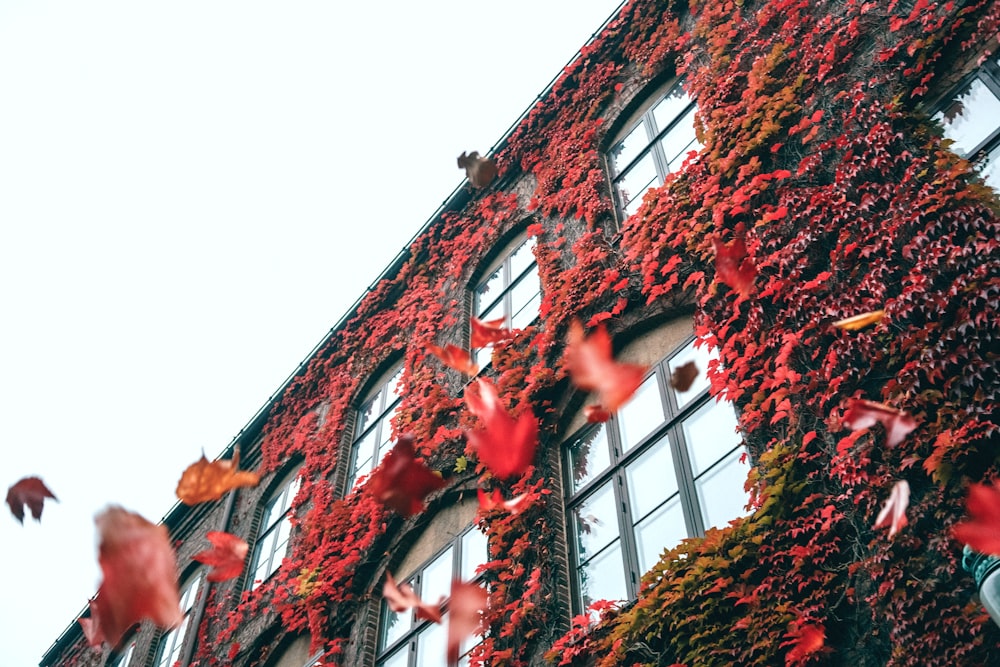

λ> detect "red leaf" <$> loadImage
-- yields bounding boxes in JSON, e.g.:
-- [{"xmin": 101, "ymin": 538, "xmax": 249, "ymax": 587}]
[
  {"xmin": 470, "ymin": 316, "xmax": 512, "ymax": 348},
  {"xmin": 78, "ymin": 601, "xmax": 107, "ymax": 647},
  {"xmin": 176, "ymin": 446, "xmax": 260, "ymax": 505},
  {"xmin": 874, "ymin": 480, "xmax": 910, "ymax": 537},
  {"xmin": 953, "ymin": 481, "xmax": 1000, "ymax": 555},
  {"xmin": 383, "ymin": 571, "xmax": 443, "ymax": 623},
  {"xmin": 842, "ymin": 399, "xmax": 917, "ymax": 447},
  {"xmin": 92, "ymin": 506, "xmax": 182, "ymax": 648},
  {"xmin": 428, "ymin": 343, "xmax": 479, "ymax": 375},
  {"xmin": 786, "ymin": 622, "xmax": 825, "ymax": 664},
  {"xmin": 477, "ymin": 487, "xmax": 530, "ymax": 515},
  {"xmin": 6, "ymin": 476, "xmax": 57, "ymax": 524},
  {"xmin": 447, "ymin": 581, "xmax": 487, "ymax": 664},
  {"xmin": 368, "ymin": 434, "xmax": 446, "ymax": 516},
  {"xmin": 670, "ymin": 361, "xmax": 699, "ymax": 392},
  {"xmin": 712, "ymin": 237, "xmax": 757, "ymax": 296},
  {"xmin": 457, "ymin": 151, "xmax": 498, "ymax": 188},
  {"xmin": 565, "ymin": 321, "xmax": 648, "ymax": 412},
  {"xmin": 584, "ymin": 404, "xmax": 612, "ymax": 423},
  {"xmin": 192, "ymin": 531, "xmax": 249, "ymax": 582},
  {"xmin": 464, "ymin": 378, "xmax": 539, "ymax": 479}
]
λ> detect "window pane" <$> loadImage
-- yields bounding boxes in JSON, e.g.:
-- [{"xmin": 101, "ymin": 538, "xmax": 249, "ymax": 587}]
[
  {"xmin": 415, "ymin": 618, "xmax": 447, "ymax": 667},
  {"xmin": 388, "ymin": 366, "xmax": 405, "ymax": 402},
  {"xmin": 668, "ymin": 339, "xmax": 713, "ymax": 408},
  {"xmin": 566, "ymin": 425, "xmax": 612, "ymax": 494},
  {"xmin": 380, "ymin": 597, "xmax": 412, "ymax": 652},
  {"xmin": 633, "ymin": 497, "xmax": 687, "ymax": 573},
  {"xmin": 610, "ymin": 119, "xmax": 650, "ymax": 174},
  {"xmin": 936, "ymin": 76, "xmax": 1000, "ymax": 155},
  {"xmin": 461, "ymin": 529, "xmax": 488, "ymax": 581},
  {"xmin": 511, "ymin": 290, "xmax": 541, "ymax": 330},
  {"xmin": 475, "ymin": 267, "xmax": 505, "ymax": 317},
  {"xmin": 356, "ymin": 393, "xmax": 381, "ymax": 436},
  {"xmin": 979, "ymin": 141, "xmax": 1000, "ymax": 190},
  {"xmin": 617, "ymin": 374, "xmax": 665, "ymax": 451},
  {"xmin": 572, "ymin": 483, "xmax": 620, "ymax": 559},
  {"xmin": 508, "ymin": 238, "xmax": 536, "ymax": 281},
  {"xmin": 617, "ymin": 153, "xmax": 658, "ymax": 215},
  {"xmin": 651, "ymin": 86, "xmax": 693, "ymax": 134},
  {"xmin": 659, "ymin": 106, "xmax": 699, "ymax": 168},
  {"xmin": 509, "ymin": 266, "xmax": 540, "ymax": 330},
  {"xmin": 379, "ymin": 644, "xmax": 410, "ymax": 667},
  {"xmin": 696, "ymin": 448, "xmax": 751, "ymax": 530},
  {"xmin": 625, "ymin": 436, "xmax": 677, "ymax": 519},
  {"xmin": 683, "ymin": 400, "xmax": 741, "ymax": 477},
  {"xmin": 579, "ymin": 541, "xmax": 627, "ymax": 607},
  {"xmin": 421, "ymin": 547, "xmax": 454, "ymax": 607},
  {"xmin": 352, "ymin": 429, "xmax": 377, "ymax": 475}
]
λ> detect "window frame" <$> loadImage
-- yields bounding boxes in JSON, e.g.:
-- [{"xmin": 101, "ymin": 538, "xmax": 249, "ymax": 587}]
[
  {"xmin": 347, "ymin": 363, "xmax": 405, "ymax": 491},
  {"xmin": 562, "ymin": 335, "xmax": 749, "ymax": 612},
  {"xmin": 375, "ymin": 524, "xmax": 489, "ymax": 667},
  {"xmin": 607, "ymin": 79, "xmax": 699, "ymax": 219},
  {"xmin": 247, "ymin": 473, "xmax": 301, "ymax": 591},
  {"xmin": 933, "ymin": 55, "xmax": 1000, "ymax": 188},
  {"xmin": 153, "ymin": 571, "xmax": 204, "ymax": 667}
]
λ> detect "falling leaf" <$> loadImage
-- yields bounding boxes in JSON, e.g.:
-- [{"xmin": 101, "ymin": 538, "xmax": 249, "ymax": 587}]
[
  {"xmin": 670, "ymin": 361, "xmax": 700, "ymax": 392},
  {"xmin": 78, "ymin": 600, "xmax": 106, "ymax": 647},
  {"xmin": 368, "ymin": 434, "xmax": 446, "ymax": 516},
  {"xmin": 457, "ymin": 151, "xmax": 499, "ymax": 188},
  {"xmin": 464, "ymin": 378, "xmax": 538, "ymax": 479},
  {"xmin": 471, "ymin": 316, "xmax": 512, "ymax": 348},
  {"xmin": 192, "ymin": 531, "xmax": 249, "ymax": 582},
  {"xmin": 6, "ymin": 476, "xmax": 57, "ymax": 524},
  {"xmin": 383, "ymin": 571, "xmax": 443, "ymax": 623},
  {"xmin": 842, "ymin": 398, "xmax": 917, "ymax": 447},
  {"xmin": 477, "ymin": 487, "xmax": 530, "ymax": 515},
  {"xmin": 874, "ymin": 480, "xmax": 910, "ymax": 537},
  {"xmin": 564, "ymin": 321, "xmax": 648, "ymax": 412},
  {"xmin": 832, "ymin": 309, "xmax": 885, "ymax": 331},
  {"xmin": 176, "ymin": 446, "xmax": 260, "ymax": 505},
  {"xmin": 785, "ymin": 622, "xmax": 825, "ymax": 664},
  {"xmin": 92, "ymin": 506, "xmax": 182, "ymax": 648},
  {"xmin": 447, "ymin": 580, "xmax": 488, "ymax": 664},
  {"xmin": 428, "ymin": 343, "xmax": 479, "ymax": 375},
  {"xmin": 584, "ymin": 404, "xmax": 612, "ymax": 423},
  {"xmin": 712, "ymin": 236, "xmax": 757, "ymax": 296},
  {"xmin": 953, "ymin": 480, "xmax": 1000, "ymax": 555}
]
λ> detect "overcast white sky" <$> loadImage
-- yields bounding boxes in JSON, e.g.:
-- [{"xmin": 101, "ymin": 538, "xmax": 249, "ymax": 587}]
[{"xmin": 0, "ymin": 1, "xmax": 624, "ymax": 664}]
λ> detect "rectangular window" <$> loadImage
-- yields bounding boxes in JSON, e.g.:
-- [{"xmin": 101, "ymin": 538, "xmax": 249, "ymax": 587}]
[
  {"xmin": 563, "ymin": 337, "xmax": 750, "ymax": 611},
  {"xmin": 473, "ymin": 237, "xmax": 540, "ymax": 368},
  {"xmin": 349, "ymin": 366, "xmax": 405, "ymax": 490},
  {"xmin": 155, "ymin": 573, "xmax": 203, "ymax": 667},
  {"xmin": 249, "ymin": 475, "xmax": 301, "ymax": 590}
]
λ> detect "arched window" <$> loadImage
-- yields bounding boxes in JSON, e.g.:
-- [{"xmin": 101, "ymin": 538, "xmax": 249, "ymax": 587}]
[
  {"xmin": 473, "ymin": 235, "xmax": 540, "ymax": 368},
  {"xmin": 562, "ymin": 335, "xmax": 750, "ymax": 611},
  {"xmin": 108, "ymin": 638, "xmax": 135, "ymax": 667},
  {"xmin": 154, "ymin": 572, "xmax": 204, "ymax": 667},
  {"xmin": 348, "ymin": 364, "xmax": 405, "ymax": 490},
  {"xmin": 248, "ymin": 473, "xmax": 301, "ymax": 590},
  {"xmin": 934, "ymin": 54, "xmax": 1000, "ymax": 190},
  {"xmin": 608, "ymin": 80, "xmax": 700, "ymax": 217},
  {"xmin": 376, "ymin": 502, "xmax": 489, "ymax": 667}
]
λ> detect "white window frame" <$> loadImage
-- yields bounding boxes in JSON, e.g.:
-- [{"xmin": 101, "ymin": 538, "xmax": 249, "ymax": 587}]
[
  {"xmin": 154, "ymin": 572, "xmax": 204, "ymax": 667},
  {"xmin": 248, "ymin": 474, "xmax": 301, "ymax": 590},
  {"xmin": 347, "ymin": 365, "xmax": 405, "ymax": 491}
]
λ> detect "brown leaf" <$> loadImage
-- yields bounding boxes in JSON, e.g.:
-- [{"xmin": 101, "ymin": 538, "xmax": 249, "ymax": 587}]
[
  {"xmin": 670, "ymin": 361, "xmax": 700, "ymax": 392},
  {"xmin": 457, "ymin": 151, "xmax": 498, "ymax": 188},
  {"xmin": 176, "ymin": 446, "xmax": 260, "ymax": 505},
  {"xmin": 832, "ymin": 309, "xmax": 885, "ymax": 331},
  {"xmin": 6, "ymin": 476, "xmax": 58, "ymax": 524}
]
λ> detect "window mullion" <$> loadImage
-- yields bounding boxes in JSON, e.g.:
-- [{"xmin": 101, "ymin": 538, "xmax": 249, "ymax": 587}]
[{"xmin": 670, "ymin": 419, "xmax": 705, "ymax": 537}]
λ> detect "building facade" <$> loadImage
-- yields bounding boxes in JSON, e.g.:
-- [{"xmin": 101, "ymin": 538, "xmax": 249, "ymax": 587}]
[{"xmin": 42, "ymin": 1, "xmax": 1000, "ymax": 666}]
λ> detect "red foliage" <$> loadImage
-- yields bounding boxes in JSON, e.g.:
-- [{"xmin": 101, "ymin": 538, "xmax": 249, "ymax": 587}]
[
  {"xmin": 953, "ymin": 481, "xmax": 1000, "ymax": 556},
  {"xmin": 564, "ymin": 320, "xmax": 647, "ymax": 412},
  {"xmin": 5, "ymin": 476, "xmax": 57, "ymax": 524},
  {"xmin": 712, "ymin": 237, "xmax": 757, "ymax": 297},
  {"xmin": 447, "ymin": 581, "xmax": 487, "ymax": 664},
  {"xmin": 367, "ymin": 434, "xmax": 446, "ymax": 516},
  {"xmin": 470, "ymin": 316, "xmax": 512, "ymax": 348},
  {"xmin": 477, "ymin": 487, "xmax": 530, "ymax": 515},
  {"xmin": 428, "ymin": 343, "xmax": 479, "ymax": 375},
  {"xmin": 842, "ymin": 399, "xmax": 918, "ymax": 448}
]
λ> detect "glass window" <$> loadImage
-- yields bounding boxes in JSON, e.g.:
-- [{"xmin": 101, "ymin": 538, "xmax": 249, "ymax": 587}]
[
  {"xmin": 562, "ymin": 337, "xmax": 751, "ymax": 611},
  {"xmin": 110, "ymin": 640, "xmax": 135, "ymax": 667},
  {"xmin": 376, "ymin": 525, "xmax": 489, "ymax": 667},
  {"xmin": 349, "ymin": 366, "xmax": 405, "ymax": 490},
  {"xmin": 608, "ymin": 81, "xmax": 700, "ymax": 217},
  {"xmin": 473, "ymin": 237, "xmax": 540, "ymax": 368},
  {"xmin": 249, "ymin": 475, "xmax": 301, "ymax": 590},
  {"xmin": 154, "ymin": 573, "xmax": 203, "ymax": 667},
  {"xmin": 935, "ymin": 55, "xmax": 1000, "ymax": 191}
]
